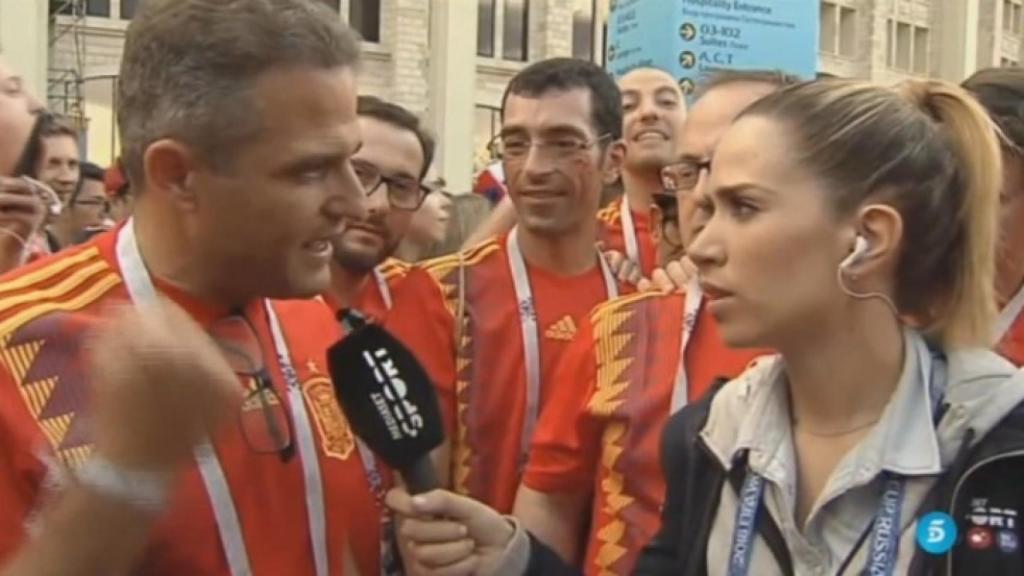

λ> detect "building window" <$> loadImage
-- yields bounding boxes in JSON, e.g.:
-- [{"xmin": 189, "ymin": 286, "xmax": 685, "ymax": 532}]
[
  {"xmin": 572, "ymin": 0, "xmax": 596, "ymax": 61},
  {"xmin": 502, "ymin": 0, "xmax": 529, "ymax": 61},
  {"xmin": 349, "ymin": 0, "xmax": 381, "ymax": 43},
  {"xmin": 478, "ymin": 0, "xmax": 531, "ymax": 62},
  {"xmin": 1005, "ymin": 1, "xmax": 1023, "ymax": 34},
  {"xmin": 86, "ymin": 0, "xmax": 111, "ymax": 17},
  {"xmin": 887, "ymin": 19, "xmax": 928, "ymax": 74},
  {"xmin": 120, "ymin": 0, "xmax": 138, "ymax": 20},
  {"xmin": 819, "ymin": 2, "xmax": 856, "ymax": 57},
  {"xmin": 478, "ymin": 0, "xmax": 496, "ymax": 57},
  {"xmin": 912, "ymin": 26, "xmax": 929, "ymax": 74}
]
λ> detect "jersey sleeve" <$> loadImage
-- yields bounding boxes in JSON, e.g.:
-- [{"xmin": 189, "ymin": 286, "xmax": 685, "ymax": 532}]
[
  {"xmin": 522, "ymin": 315, "xmax": 602, "ymax": 494},
  {"xmin": 384, "ymin": 266, "xmax": 458, "ymax": 438},
  {"xmin": 0, "ymin": 368, "xmax": 46, "ymax": 566}
]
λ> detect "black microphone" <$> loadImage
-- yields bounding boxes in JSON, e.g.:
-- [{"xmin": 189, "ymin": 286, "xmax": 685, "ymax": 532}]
[{"xmin": 327, "ymin": 323, "xmax": 444, "ymax": 494}]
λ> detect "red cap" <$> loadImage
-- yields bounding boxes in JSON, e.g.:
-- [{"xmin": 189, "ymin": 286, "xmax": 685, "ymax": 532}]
[{"xmin": 104, "ymin": 160, "xmax": 127, "ymax": 198}]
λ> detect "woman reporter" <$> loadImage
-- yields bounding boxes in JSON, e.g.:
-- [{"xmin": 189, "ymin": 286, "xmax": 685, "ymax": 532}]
[{"xmin": 388, "ymin": 77, "xmax": 1024, "ymax": 576}]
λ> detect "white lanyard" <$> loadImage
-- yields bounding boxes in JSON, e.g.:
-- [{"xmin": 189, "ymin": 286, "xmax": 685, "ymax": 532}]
[
  {"xmin": 116, "ymin": 220, "xmax": 329, "ymax": 576},
  {"xmin": 619, "ymin": 197, "xmax": 642, "ymax": 270},
  {"xmin": 670, "ymin": 278, "xmax": 704, "ymax": 414},
  {"xmin": 994, "ymin": 282, "xmax": 1024, "ymax": 345},
  {"xmin": 372, "ymin": 268, "xmax": 392, "ymax": 310},
  {"xmin": 506, "ymin": 227, "xmax": 618, "ymax": 466}
]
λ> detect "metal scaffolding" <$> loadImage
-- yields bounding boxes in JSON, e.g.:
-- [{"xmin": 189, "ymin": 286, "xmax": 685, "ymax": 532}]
[{"xmin": 46, "ymin": 0, "xmax": 87, "ymax": 128}]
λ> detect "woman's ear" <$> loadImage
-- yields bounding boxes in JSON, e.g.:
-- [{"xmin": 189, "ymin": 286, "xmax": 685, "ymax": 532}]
[{"xmin": 846, "ymin": 203, "xmax": 904, "ymax": 274}]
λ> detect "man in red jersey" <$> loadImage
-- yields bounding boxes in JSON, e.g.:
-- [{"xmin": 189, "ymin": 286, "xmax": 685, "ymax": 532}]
[
  {"xmin": 387, "ymin": 58, "xmax": 627, "ymax": 514},
  {"xmin": 326, "ymin": 96, "xmax": 434, "ymax": 324},
  {"xmin": 514, "ymin": 70, "xmax": 797, "ymax": 576},
  {"xmin": 0, "ymin": 1, "xmax": 408, "ymax": 574}
]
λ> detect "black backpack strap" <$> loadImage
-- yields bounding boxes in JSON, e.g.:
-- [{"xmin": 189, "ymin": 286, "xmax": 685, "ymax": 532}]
[{"xmin": 726, "ymin": 464, "xmax": 795, "ymax": 576}]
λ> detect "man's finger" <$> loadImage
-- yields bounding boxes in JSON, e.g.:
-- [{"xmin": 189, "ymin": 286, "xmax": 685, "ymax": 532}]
[
  {"xmin": 0, "ymin": 193, "xmax": 44, "ymax": 214},
  {"xmin": 0, "ymin": 179, "xmax": 35, "ymax": 197},
  {"xmin": 650, "ymin": 269, "xmax": 679, "ymax": 292}
]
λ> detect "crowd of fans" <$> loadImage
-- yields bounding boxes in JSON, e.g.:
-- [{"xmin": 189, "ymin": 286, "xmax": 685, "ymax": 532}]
[{"xmin": 0, "ymin": 0, "xmax": 1023, "ymax": 575}]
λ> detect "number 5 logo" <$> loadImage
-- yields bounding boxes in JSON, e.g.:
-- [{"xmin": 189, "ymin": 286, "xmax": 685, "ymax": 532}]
[{"xmin": 918, "ymin": 512, "xmax": 958, "ymax": 554}]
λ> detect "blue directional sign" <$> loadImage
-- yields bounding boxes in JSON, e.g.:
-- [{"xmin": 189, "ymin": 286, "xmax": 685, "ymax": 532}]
[{"xmin": 607, "ymin": 0, "xmax": 819, "ymax": 96}]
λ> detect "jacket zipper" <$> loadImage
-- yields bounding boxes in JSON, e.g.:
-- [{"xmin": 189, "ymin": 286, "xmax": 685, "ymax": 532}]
[{"xmin": 946, "ymin": 449, "xmax": 1024, "ymax": 574}]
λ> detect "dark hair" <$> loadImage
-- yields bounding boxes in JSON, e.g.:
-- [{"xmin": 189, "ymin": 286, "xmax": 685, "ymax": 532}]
[
  {"xmin": 118, "ymin": 0, "xmax": 361, "ymax": 186},
  {"xmin": 80, "ymin": 161, "xmax": 104, "ymax": 182},
  {"xmin": 741, "ymin": 79, "xmax": 1001, "ymax": 345},
  {"xmin": 357, "ymin": 95, "xmax": 435, "ymax": 180},
  {"xmin": 962, "ymin": 67, "xmax": 1024, "ymax": 151},
  {"xmin": 38, "ymin": 116, "xmax": 78, "ymax": 141},
  {"xmin": 501, "ymin": 57, "xmax": 622, "ymax": 140},
  {"xmin": 696, "ymin": 68, "xmax": 802, "ymax": 98},
  {"xmin": 70, "ymin": 161, "xmax": 105, "ymax": 203}
]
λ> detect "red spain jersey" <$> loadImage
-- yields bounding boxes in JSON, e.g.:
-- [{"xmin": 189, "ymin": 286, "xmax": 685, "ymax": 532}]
[
  {"xmin": 385, "ymin": 235, "xmax": 629, "ymax": 513},
  {"xmin": 0, "ymin": 229, "xmax": 388, "ymax": 575},
  {"xmin": 324, "ymin": 258, "xmax": 410, "ymax": 323},
  {"xmin": 523, "ymin": 291, "xmax": 766, "ymax": 575},
  {"xmin": 596, "ymin": 198, "xmax": 657, "ymax": 278}
]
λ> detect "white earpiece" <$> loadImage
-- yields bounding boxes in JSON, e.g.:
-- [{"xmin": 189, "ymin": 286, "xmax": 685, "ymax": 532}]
[
  {"xmin": 841, "ymin": 235, "xmax": 869, "ymax": 270},
  {"xmin": 836, "ymin": 234, "xmax": 899, "ymax": 317}
]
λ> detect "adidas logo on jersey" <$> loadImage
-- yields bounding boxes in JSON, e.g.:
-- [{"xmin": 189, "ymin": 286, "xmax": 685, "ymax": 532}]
[{"xmin": 545, "ymin": 315, "xmax": 577, "ymax": 341}]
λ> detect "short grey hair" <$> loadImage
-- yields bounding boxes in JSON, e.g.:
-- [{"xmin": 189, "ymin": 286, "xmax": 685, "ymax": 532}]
[{"xmin": 118, "ymin": 0, "xmax": 361, "ymax": 186}]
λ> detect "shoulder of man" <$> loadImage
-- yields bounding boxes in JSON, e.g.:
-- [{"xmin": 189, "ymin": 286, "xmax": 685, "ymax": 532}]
[
  {"xmin": 418, "ymin": 237, "xmax": 503, "ymax": 279},
  {"xmin": 0, "ymin": 239, "xmax": 122, "ymax": 337},
  {"xmin": 587, "ymin": 290, "xmax": 681, "ymax": 329},
  {"xmin": 0, "ymin": 237, "xmax": 125, "ymax": 478},
  {"xmin": 377, "ymin": 258, "xmax": 411, "ymax": 283}
]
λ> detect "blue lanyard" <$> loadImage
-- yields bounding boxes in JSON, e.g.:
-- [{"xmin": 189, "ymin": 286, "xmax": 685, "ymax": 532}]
[
  {"xmin": 727, "ymin": 468, "xmax": 905, "ymax": 576},
  {"xmin": 727, "ymin": 338, "xmax": 945, "ymax": 576}
]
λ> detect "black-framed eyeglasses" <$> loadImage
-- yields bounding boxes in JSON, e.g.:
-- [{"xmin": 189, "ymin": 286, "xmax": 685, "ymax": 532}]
[
  {"xmin": 654, "ymin": 191, "xmax": 683, "ymax": 251},
  {"xmin": 351, "ymin": 159, "xmax": 430, "ymax": 211},
  {"xmin": 208, "ymin": 315, "xmax": 295, "ymax": 462},
  {"xmin": 661, "ymin": 158, "xmax": 711, "ymax": 192},
  {"xmin": 489, "ymin": 132, "xmax": 613, "ymax": 163}
]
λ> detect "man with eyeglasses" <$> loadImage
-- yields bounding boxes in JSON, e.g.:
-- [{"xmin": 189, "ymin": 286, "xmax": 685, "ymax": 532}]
[
  {"xmin": 463, "ymin": 67, "xmax": 687, "ymax": 281},
  {"xmin": 326, "ymin": 95, "xmax": 433, "ymax": 324},
  {"xmin": 50, "ymin": 161, "xmax": 113, "ymax": 246},
  {"xmin": 504, "ymin": 69, "xmax": 796, "ymax": 576},
  {"xmin": 385, "ymin": 58, "xmax": 629, "ymax": 516}
]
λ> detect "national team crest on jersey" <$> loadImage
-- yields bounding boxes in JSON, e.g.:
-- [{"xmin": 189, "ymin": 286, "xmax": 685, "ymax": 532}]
[{"xmin": 303, "ymin": 375, "xmax": 355, "ymax": 460}]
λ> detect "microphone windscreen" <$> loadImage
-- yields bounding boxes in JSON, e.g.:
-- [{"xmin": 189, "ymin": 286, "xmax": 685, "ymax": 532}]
[{"xmin": 327, "ymin": 323, "xmax": 444, "ymax": 474}]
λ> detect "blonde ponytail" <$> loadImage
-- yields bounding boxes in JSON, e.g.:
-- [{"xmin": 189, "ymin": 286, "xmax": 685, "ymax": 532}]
[
  {"xmin": 898, "ymin": 81, "xmax": 1002, "ymax": 347},
  {"xmin": 741, "ymin": 79, "xmax": 1002, "ymax": 348}
]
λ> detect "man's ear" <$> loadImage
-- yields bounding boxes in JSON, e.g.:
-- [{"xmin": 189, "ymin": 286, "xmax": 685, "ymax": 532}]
[
  {"xmin": 601, "ymin": 140, "xmax": 626, "ymax": 186},
  {"xmin": 143, "ymin": 139, "xmax": 202, "ymax": 212}
]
